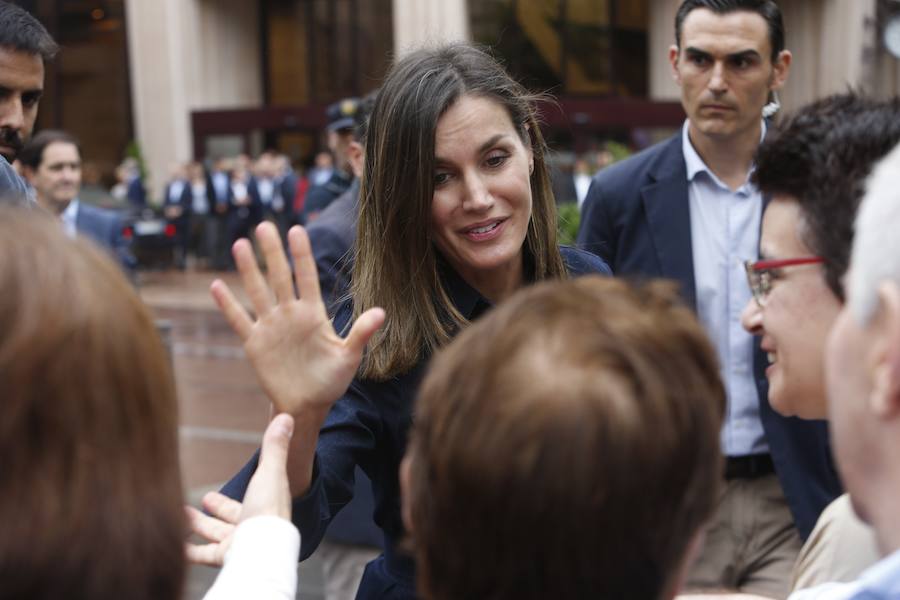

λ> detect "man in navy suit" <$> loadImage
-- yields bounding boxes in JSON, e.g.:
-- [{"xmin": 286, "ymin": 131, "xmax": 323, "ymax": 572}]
[
  {"xmin": 20, "ymin": 129, "xmax": 134, "ymax": 272},
  {"xmin": 578, "ymin": 1, "xmax": 839, "ymax": 597},
  {"xmin": 162, "ymin": 162, "xmax": 192, "ymax": 268}
]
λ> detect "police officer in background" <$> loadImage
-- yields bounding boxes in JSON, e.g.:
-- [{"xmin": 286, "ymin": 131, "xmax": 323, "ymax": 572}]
[{"xmin": 300, "ymin": 98, "xmax": 359, "ymax": 224}]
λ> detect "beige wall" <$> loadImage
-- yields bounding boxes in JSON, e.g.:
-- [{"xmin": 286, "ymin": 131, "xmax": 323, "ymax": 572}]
[
  {"xmin": 125, "ymin": 0, "xmax": 263, "ymax": 201},
  {"xmin": 648, "ymin": 0, "xmax": 881, "ymax": 115},
  {"xmin": 392, "ymin": 0, "xmax": 471, "ymax": 57}
]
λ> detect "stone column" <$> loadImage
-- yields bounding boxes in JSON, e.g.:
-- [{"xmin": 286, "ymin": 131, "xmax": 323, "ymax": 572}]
[
  {"xmin": 124, "ymin": 0, "xmax": 263, "ymax": 200},
  {"xmin": 392, "ymin": 0, "xmax": 471, "ymax": 57},
  {"xmin": 648, "ymin": 0, "xmax": 680, "ymax": 102}
]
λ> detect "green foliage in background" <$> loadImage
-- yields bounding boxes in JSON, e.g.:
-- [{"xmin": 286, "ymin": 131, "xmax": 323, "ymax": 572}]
[
  {"xmin": 605, "ymin": 140, "xmax": 632, "ymax": 163},
  {"xmin": 557, "ymin": 202, "xmax": 581, "ymax": 246},
  {"xmin": 554, "ymin": 141, "xmax": 633, "ymax": 246},
  {"xmin": 125, "ymin": 140, "xmax": 149, "ymax": 184}
]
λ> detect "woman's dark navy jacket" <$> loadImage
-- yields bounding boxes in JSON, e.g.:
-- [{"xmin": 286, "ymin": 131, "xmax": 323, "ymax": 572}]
[{"xmin": 219, "ymin": 246, "xmax": 611, "ymax": 599}]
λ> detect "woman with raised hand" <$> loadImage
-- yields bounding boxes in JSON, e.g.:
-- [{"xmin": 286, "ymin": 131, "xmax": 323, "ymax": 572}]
[{"xmin": 190, "ymin": 43, "xmax": 611, "ymax": 599}]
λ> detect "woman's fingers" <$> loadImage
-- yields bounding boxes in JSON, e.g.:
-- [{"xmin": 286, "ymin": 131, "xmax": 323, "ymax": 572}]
[
  {"xmin": 185, "ymin": 505, "xmax": 233, "ymax": 544},
  {"xmin": 184, "ymin": 539, "xmax": 228, "ymax": 567},
  {"xmin": 257, "ymin": 222, "xmax": 296, "ymax": 305},
  {"xmin": 287, "ymin": 225, "xmax": 323, "ymax": 305},
  {"xmin": 233, "ymin": 238, "xmax": 274, "ymax": 317},
  {"xmin": 210, "ymin": 279, "xmax": 253, "ymax": 340},
  {"xmin": 345, "ymin": 307, "xmax": 386, "ymax": 356},
  {"xmin": 202, "ymin": 491, "xmax": 243, "ymax": 524}
]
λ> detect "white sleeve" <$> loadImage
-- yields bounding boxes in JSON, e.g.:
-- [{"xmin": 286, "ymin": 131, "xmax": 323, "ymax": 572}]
[{"xmin": 202, "ymin": 515, "xmax": 301, "ymax": 600}]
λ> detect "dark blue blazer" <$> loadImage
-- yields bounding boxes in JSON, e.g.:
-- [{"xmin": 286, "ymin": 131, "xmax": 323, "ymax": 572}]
[
  {"xmin": 577, "ymin": 132, "xmax": 842, "ymax": 540},
  {"xmin": 306, "ymin": 178, "xmax": 382, "ymax": 549},
  {"xmin": 162, "ymin": 180, "xmax": 192, "ymax": 234},
  {"xmin": 307, "ymin": 179, "xmax": 358, "ymax": 311},
  {"xmin": 76, "ymin": 202, "xmax": 135, "ymax": 272}
]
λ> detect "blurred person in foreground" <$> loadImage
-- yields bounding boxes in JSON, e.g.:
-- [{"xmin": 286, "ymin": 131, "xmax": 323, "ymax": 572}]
[
  {"xmin": 404, "ymin": 276, "xmax": 725, "ymax": 599},
  {"xmin": 19, "ymin": 129, "xmax": 135, "ymax": 272},
  {"xmin": 188, "ymin": 42, "xmax": 610, "ymax": 599},
  {"xmin": 0, "ymin": 1, "xmax": 57, "ymax": 203},
  {"xmin": 577, "ymin": 1, "xmax": 841, "ymax": 596},
  {"xmin": 739, "ymin": 93, "xmax": 900, "ymax": 592},
  {"xmin": 0, "ymin": 206, "xmax": 302, "ymax": 600}
]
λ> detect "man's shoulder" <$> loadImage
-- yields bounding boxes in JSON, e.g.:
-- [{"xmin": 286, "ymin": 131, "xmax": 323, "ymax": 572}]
[
  {"xmin": 306, "ymin": 189, "xmax": 356, "ymax": 247},
  {"xmin": 77, "ymin": 203, "xmax": 123, "ymax": 236},
  {"xmin": 0, "ymin": 156, "xmax": 31, "ymax": 205},
  {"xmin": 560, "ymin": 245, "xmax": 612, "ymax": 276},
  {"xmin": 78, "ymin": 202, "xmax": 118, "ymax": 221}
]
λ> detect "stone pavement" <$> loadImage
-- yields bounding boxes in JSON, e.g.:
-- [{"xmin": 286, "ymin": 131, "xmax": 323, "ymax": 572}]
[{"xmin": 137, "ymin": 269, "xmax": 326, "ymax": 600}]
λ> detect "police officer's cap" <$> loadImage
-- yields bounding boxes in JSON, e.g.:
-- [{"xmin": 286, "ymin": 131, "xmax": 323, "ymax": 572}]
[{"xmin": 326, "ymin": 98, "xmax": 362, "ymax": 132}]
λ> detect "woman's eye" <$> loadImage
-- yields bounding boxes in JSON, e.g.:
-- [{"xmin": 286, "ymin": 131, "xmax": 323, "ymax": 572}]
[
  {"xmin": 434, "ymin": 172, "xmax": 451, "ymax": 186},
  {"xmin": 485, "ymin": 153, "xmax": 508, "ymax": 168}
]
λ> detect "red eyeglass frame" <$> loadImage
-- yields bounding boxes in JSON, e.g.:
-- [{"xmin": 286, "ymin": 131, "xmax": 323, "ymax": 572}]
[{"xmin": 745, "ymin": 256, "xmax": 824, "ymax": 272}]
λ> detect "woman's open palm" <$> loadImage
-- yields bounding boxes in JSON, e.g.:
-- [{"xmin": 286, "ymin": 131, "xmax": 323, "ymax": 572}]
[{"xmin": 210, "ymin": 222, "xmax": 384, "ymax": 417}]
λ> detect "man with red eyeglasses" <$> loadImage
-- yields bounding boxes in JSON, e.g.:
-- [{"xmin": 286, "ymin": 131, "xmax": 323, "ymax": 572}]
[{"xmin": 740, "ymin": 92, "xmax": 900, "ymax": 595}]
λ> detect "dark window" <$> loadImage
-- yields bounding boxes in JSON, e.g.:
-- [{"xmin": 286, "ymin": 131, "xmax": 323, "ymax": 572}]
[
  {"xmin": 468, "ymin": 0, "xmax": 648, "ymax": 97},
  {"xmin": 21, "ymin": 0, "xmax": 133, "ymax": 189},
  {"xmin": 264, "ymin": 0, "xmax": 393, "ymax": 105}
]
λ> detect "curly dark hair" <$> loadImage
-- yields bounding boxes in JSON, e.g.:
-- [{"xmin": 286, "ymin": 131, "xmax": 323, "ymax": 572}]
[{"xmin": 753, "ymin": 93, "xmax": 900, "ymax": 301}]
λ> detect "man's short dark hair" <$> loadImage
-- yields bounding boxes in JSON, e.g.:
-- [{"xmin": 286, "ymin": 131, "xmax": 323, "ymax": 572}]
[
  {"xmin": 753, "ymin": 93, "xmax": 900, "ymax": 301},
  {"xmin": 0, "ymin": 1, "xmax": 58, "ymax": 61},
  {"xmin": 18, "ymin": 129, "xmax": 80, "ymax": 170},
  {"xmin": 675, "ymin": 0, "xmax": 785, "ymax": 62}
]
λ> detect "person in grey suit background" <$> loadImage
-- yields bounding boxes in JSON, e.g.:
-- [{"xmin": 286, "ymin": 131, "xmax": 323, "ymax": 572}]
[
  {"xmin": 20, "ymin": 129, "xmax": 134, "ymax": 272},
  {"xmin": 578, "ymin": 1, "xmax": 840, "ymax": 598}
]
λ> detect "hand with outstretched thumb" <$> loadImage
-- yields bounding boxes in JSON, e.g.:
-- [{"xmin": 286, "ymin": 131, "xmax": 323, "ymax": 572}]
[{"xmin": 240, "ymin": 413, "xmax": 295, "ymax": 522}]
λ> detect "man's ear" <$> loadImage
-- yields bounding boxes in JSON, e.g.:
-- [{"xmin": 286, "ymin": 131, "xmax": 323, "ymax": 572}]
[
  {"xmin": 347, "ymin": 141, "xmax": 364, "ymax": 179},
  {"xmin": 770, "ymin": 50, "xmax": 792, "ymax": 92},
  {"xmin": 869, "ymin": 281, "xmax": 900, "ymax": 419},
  {"xmin": 669, "ymin": 45, "xmax": 682, "ymax": 85}
]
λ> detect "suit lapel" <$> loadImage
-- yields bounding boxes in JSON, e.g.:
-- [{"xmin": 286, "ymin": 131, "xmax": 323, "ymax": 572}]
[{"xmin": 640, "ymin": 135, "xmax": 697, "ymax": 310}]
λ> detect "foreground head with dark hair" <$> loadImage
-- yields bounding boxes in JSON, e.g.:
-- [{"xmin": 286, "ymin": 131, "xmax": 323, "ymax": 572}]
[
  {"xmin": 743, "ymin": 93, "xmax": 900, "ymax": 420},
  {"xmin": 404, "ymin": 277, "xmax": 725, "ymax": 600},
  {"xmin": 0, "ymin": 207, "xmax": 185, "ymax": 600},
  {"xmin": 0, "ymin": 2, "xmax": 57, "ymax": 162},
  {"xmin": 675, "ymin": 0, "xmax": 785, "ymax": 61}
]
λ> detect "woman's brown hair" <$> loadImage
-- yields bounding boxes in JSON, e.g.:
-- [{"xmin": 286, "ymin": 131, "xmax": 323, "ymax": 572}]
[
  {"xmin": 407, "ymin": 277, "xmax": 725, "ymax": 600},
  {"xmin": 0, "ymin": 207, "xmax": 185, "ymax": 600},
  {"xmin": 353, "ymin": 43, "xmax": 566, "ymax": 380}
]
